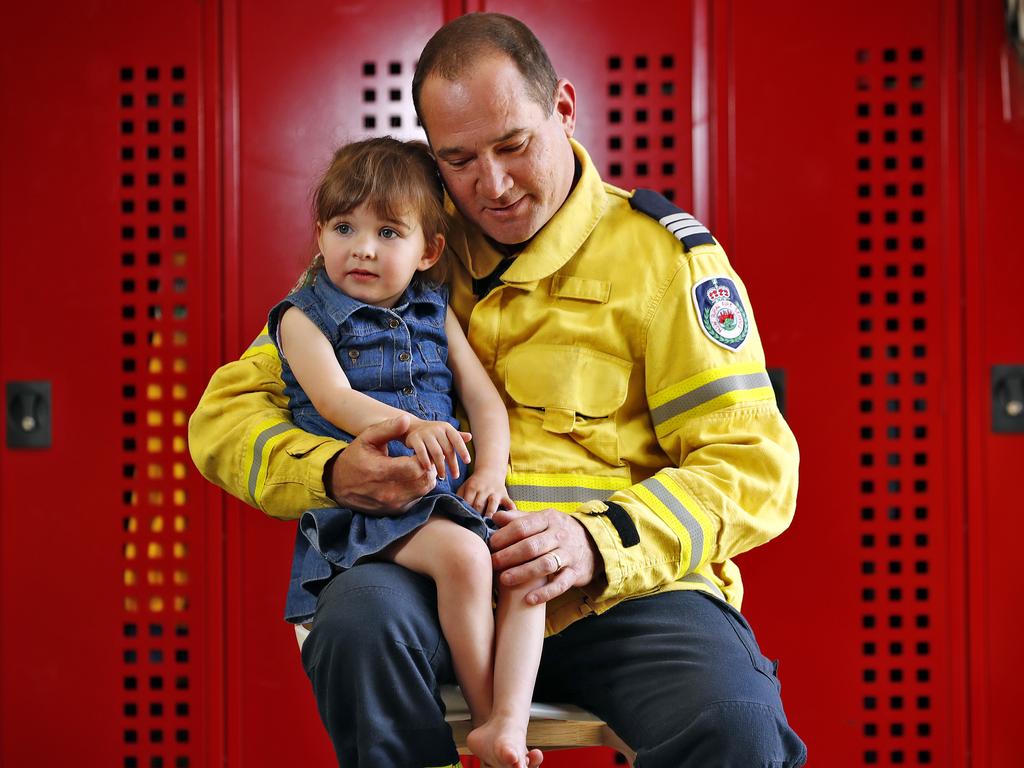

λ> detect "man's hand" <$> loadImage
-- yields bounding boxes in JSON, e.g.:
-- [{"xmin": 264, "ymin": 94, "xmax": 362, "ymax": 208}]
[
  {"xmin": 326, "ymin": 415, "xmax": 437, "ymax": 515},
  {"xmin": 489, "ymin": 508, "xmax": 598, "ymax": 605}
]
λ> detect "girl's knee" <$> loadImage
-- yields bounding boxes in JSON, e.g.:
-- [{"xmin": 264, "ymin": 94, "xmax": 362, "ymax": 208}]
[{"xmin": 431, "ymin": 523, "xmax": 493, "ymax": 586}]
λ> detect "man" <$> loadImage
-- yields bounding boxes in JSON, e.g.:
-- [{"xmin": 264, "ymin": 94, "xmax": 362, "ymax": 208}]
[{"xmin": 190, "ymin": 12, "xmax": 807, "ymax": 768}]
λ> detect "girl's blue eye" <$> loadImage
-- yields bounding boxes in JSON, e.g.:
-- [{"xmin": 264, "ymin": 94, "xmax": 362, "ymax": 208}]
[
  {"xmin": 380, "ymin": 227, "xmax": 398, "ymax": 239},
  {"xmin": 334, "ymin": 223, "xmax": 352, "ymax": 235}
]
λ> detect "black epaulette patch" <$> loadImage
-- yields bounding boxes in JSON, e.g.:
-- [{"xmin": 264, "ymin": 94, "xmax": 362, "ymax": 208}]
[{"xmin": 629, "ymin": 189, "xmax": 716, "ymax": 252}]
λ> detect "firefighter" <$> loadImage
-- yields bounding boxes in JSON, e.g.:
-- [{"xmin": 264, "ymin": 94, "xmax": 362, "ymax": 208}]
[{"xmin": 190, "ymin": 12, "xmax": 807, "ymax": 768}]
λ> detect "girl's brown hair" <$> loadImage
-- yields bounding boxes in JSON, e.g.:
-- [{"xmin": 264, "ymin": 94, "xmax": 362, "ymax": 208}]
[{"xmin": 296, "ymin": 137, "xmax": 447, "ymax": 289}]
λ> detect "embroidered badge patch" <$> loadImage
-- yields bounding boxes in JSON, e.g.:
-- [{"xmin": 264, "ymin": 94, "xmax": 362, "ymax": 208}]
[{"xmin": 692, "ymin": 276, "xmax": 749, "ymax": 351}]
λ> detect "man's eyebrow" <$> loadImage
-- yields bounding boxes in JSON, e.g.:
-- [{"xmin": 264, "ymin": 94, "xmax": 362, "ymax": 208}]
[{"xmin": 436, "ymin": 128, "xmax": 528, "ymax": 160}]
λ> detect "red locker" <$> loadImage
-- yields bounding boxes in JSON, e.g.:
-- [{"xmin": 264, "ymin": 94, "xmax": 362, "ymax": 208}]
[
  {"xmin": 0, "ymin": 3, "xmax": 223, "ymax": 768},
  {"xmin": 721, "ymin": 2, "xmax": 968, "ymax": 765}
]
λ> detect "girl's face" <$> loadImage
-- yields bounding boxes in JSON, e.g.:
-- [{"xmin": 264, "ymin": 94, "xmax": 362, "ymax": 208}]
[{"xmin": 317, "ymin": 202, "xmax": 443, "ymax": 308}]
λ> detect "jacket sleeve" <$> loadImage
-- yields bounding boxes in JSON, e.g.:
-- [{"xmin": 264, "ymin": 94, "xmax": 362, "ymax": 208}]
[
  {"xmin": 571, "ymin": 243, "xmax": 799, "ymax": 606},
  {"xmin": 187, "ymin": 330, "xmax": 347, "ymax": 519}
]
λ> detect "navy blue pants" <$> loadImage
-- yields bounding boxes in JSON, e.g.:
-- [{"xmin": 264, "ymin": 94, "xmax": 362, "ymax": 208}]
[{"xmin": 301, "ymin": 562, "xmax": 807, "ymax": 767}]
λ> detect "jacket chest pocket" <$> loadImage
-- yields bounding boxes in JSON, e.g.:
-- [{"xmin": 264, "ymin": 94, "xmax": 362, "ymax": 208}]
[
  {"xmin": 339, "ymin": 345, "xmax": 384, "ymax": 391},
  {"xmin": 504, "ymin": 344, "xmax": 632, "ymax": 466}
]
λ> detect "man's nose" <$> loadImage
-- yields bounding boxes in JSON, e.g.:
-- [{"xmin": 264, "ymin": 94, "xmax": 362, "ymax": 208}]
[{"xmin": 477, "ymin": 156, "xmax": 513, "ymax": 200}]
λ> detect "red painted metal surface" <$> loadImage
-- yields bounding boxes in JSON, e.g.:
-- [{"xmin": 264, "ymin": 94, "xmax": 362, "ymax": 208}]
[
  {"xmin": 962, "ymin": 4, "xmax": 1024, "ymax": 767},
  {"xmin": 723, "ymin": 1, "xmax": 969, "ymax": 766},
  {"xmin": 0, "ymin": 2, "xmax": 222, "ymax": 768}
]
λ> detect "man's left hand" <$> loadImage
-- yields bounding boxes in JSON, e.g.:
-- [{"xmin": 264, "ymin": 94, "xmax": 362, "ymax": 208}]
[{"xmin": 489, "ymin": 508, "xmax": 598, "ymax": 605}]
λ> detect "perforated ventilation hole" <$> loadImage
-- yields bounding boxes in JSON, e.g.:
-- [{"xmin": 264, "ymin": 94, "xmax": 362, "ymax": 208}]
[
  {"xmin": 359, "ymin": 59, "xmax": 424, "ymax": 138},
  {"xmin": 854, "ymin": 47, "xmax": 936, "ymax": 767},
  {"xmin": 605, "ymin": 51, "xmax": 681, "ymax": 201},
  {"xmin": 119, "ymin": 63, "xmax": 195, "ymax": 768}
]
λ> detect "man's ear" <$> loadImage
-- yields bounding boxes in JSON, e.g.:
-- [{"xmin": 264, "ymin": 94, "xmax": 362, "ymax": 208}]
[
  {"xmin": 553, "ymin": 78, "xmax": 576, "ymax": 138},
  {"xmin": 418, "ymin": 233, "xmax": 446, "ymax": 271}
]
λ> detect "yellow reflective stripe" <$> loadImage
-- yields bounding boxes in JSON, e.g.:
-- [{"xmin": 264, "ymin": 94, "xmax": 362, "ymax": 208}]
[
  {"xmin": 649, "ymin": 361, "xmax": 774, "ymax": 437},
  {"xmin": 506, "ymin": 472, "xmax": 631, "ymax": 511},
  {"xmin": 245, "ymin": 419, "xmax": 296, "ymax": 505},
  {"xmin": 635, "ymin": 474, "xmax": 712, "ymax": 576},
  {"xmin": 241, "ymin": 325, "xmax": 276, "ymax": 360},
  {"xmin": 515, "ymin": 500, "xmax": 582, "ymax": 513}
]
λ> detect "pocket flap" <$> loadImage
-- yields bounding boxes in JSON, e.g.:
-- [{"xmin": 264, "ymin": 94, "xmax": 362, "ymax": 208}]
[
  {"xmin": 285, "ymin": 435, "xmax": 341, "ymax": 458},
  {"xmin": 551, "ymin": 274, "xmax": 611, "ymax": 303},
  {"xmin": 505, "ymin": 344, "xmax": 632, "ymax": 417}
]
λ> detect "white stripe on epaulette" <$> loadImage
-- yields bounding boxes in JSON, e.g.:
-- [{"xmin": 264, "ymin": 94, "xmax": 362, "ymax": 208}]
[{"xmin": 660, "ymin": 213, "xmax": 711, "ymax": 240}]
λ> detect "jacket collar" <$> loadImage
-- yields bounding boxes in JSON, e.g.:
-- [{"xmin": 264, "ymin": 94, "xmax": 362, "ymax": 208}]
[{"xmin": 448, "ymin": 139, "xmax": 607, "ymax": 289}]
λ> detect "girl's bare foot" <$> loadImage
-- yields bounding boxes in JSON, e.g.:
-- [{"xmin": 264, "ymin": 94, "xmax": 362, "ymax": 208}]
[{"xmin": 467, "ymin": 716, "xmax": 543, "ymax": 768}]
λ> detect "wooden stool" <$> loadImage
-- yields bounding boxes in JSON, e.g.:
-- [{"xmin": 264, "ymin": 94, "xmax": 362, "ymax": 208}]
[{"xmin": 294, "ymin": 625, "xmax": 634, "ymax": 764}]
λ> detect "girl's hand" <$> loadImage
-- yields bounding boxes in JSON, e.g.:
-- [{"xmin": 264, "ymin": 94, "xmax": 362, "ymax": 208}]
[
  {"xmin": 404, "ymin": 420, "xmax": 472, "ymax": 480},
  {"xmin": 457, "ymin": 470, "xmax": 515, "ymax": 517}
]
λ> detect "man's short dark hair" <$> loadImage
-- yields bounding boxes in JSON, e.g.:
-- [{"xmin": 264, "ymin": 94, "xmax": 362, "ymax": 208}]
[{"xmin": 412, "ymin": 13, "xmax": 558, "ymax": 126}]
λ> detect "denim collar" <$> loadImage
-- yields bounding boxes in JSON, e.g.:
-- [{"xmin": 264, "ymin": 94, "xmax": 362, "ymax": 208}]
[{"xmin": 311, "ymin": 273, "xmax": 445, "ymax": 328}]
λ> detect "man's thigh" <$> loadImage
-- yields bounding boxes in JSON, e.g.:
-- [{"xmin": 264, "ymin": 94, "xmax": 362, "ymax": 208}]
[{"xmin": 535, "ymin": 590, "xmax": 805, "ymax": 767}]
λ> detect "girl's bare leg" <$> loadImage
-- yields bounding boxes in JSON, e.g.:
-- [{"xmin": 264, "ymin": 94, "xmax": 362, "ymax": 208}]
[
  {"xmin": 383, "ymin": 517, "xmax": 496, "ymax": 724},
  {"xmin": 467, "ymin": 577, "xmax": 547, "ymax": 768}
]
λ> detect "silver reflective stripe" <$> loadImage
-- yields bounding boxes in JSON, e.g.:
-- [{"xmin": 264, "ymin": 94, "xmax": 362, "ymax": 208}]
[
  {"xmin": 510, "ymin": 485, "xmax": 616, "ymax": 504},
  {"xmin": 660, "ymin": 212, "xmax": 696, "ymax": 227},
  {"xmin": 248, "ymin": 334, "xmax": 273, "ymax": 349},
  {"xmin": 680, "ymin": 572, "xmax": 724, "ymax": 600},
  {"xmin": 660, "ymin": 212, "xmax": 710, "ymax": 237},
  {"xmin": 640, "ymin": 477, "xmax": 703, "ymax": 572},
  {"xmin": 248, "ymin": 422, "xmax": 294, "ymax": 502},
  {"xmin": 667, "ymin": 219, "xmax": 706, "ymax": 233},
  {"xmin": 651, "ymin": 371, "xmax": 772, "ymax": 426}
]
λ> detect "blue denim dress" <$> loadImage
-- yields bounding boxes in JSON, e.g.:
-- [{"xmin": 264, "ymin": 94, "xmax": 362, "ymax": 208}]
[{"xmin": 268, "ymin": 274, "xmax": 494, "ymax": 623}]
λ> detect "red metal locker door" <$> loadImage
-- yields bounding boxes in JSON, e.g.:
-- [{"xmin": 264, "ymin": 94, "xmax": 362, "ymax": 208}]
[
  {"xmin": 0, "ymin": 3, "xmax": 222, "ymax": 768},
  {"xmin": 222, "ymin": 2, "xmax": 447, "ymax": 765},
  {"xmin": 723, "ymin": 1, "xmax": 967, "ymax": 766},
  {"xmin": 962, "ymin": 4, "xmax": 1024, "ymax": 767}
]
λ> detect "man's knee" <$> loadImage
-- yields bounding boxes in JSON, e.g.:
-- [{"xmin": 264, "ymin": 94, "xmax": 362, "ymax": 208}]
[
  {"xmin": 670, "ymin": 700, "xmax": 807, "ymax": 768},
  {"xmin": 303, "ymin": 563, "xmax": 446, "ymax": 677}
]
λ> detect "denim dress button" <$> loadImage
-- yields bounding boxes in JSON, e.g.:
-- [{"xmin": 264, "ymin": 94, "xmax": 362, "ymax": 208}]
[
  {"xmin": 388, "ymin": 318, "xmax": 400, "ymax": 329},
  {"xmin": 402, "ymin": 386, "xmax": 414, "ymax": 395},
  {"xmin": 399, "ymin": 352, "xmax": 411, "ymax": 362}
]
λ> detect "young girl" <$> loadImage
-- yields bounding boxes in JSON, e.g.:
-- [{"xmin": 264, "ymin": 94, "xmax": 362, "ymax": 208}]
[{"xmin": 268, "ymin": 137, "xmax": 544, "ymax": 768}]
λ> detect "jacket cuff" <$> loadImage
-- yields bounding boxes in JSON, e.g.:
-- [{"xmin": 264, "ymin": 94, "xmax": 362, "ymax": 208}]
[
  {"xmin": 304, "ymin": 440, "xmax": 348, "ymax": 508},
  {"xmin": 570, "ymin": 501, "xmax": 624, "ymax": 602}
]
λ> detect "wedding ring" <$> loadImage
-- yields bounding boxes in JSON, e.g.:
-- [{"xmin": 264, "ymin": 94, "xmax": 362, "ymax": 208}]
[{"xmin": 551, "ymin": 552, "xmax": 564, "ymax": 571}]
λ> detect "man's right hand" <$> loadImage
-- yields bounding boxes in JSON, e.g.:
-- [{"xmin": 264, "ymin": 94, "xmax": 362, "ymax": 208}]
[{"xmin": 326, "ymin": 415, "xmax": 436, "ymax": 515}]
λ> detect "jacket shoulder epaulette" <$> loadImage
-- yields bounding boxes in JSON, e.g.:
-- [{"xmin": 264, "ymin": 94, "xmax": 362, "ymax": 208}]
[{"xmin": 629, "ymin": 189, "xmax": 716, "ymax": 252}]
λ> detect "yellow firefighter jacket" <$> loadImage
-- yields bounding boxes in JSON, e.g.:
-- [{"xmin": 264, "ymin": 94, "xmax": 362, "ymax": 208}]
[{"xmin": 188, "ymin": 139, "xmax": 799, "ymax": 635}]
